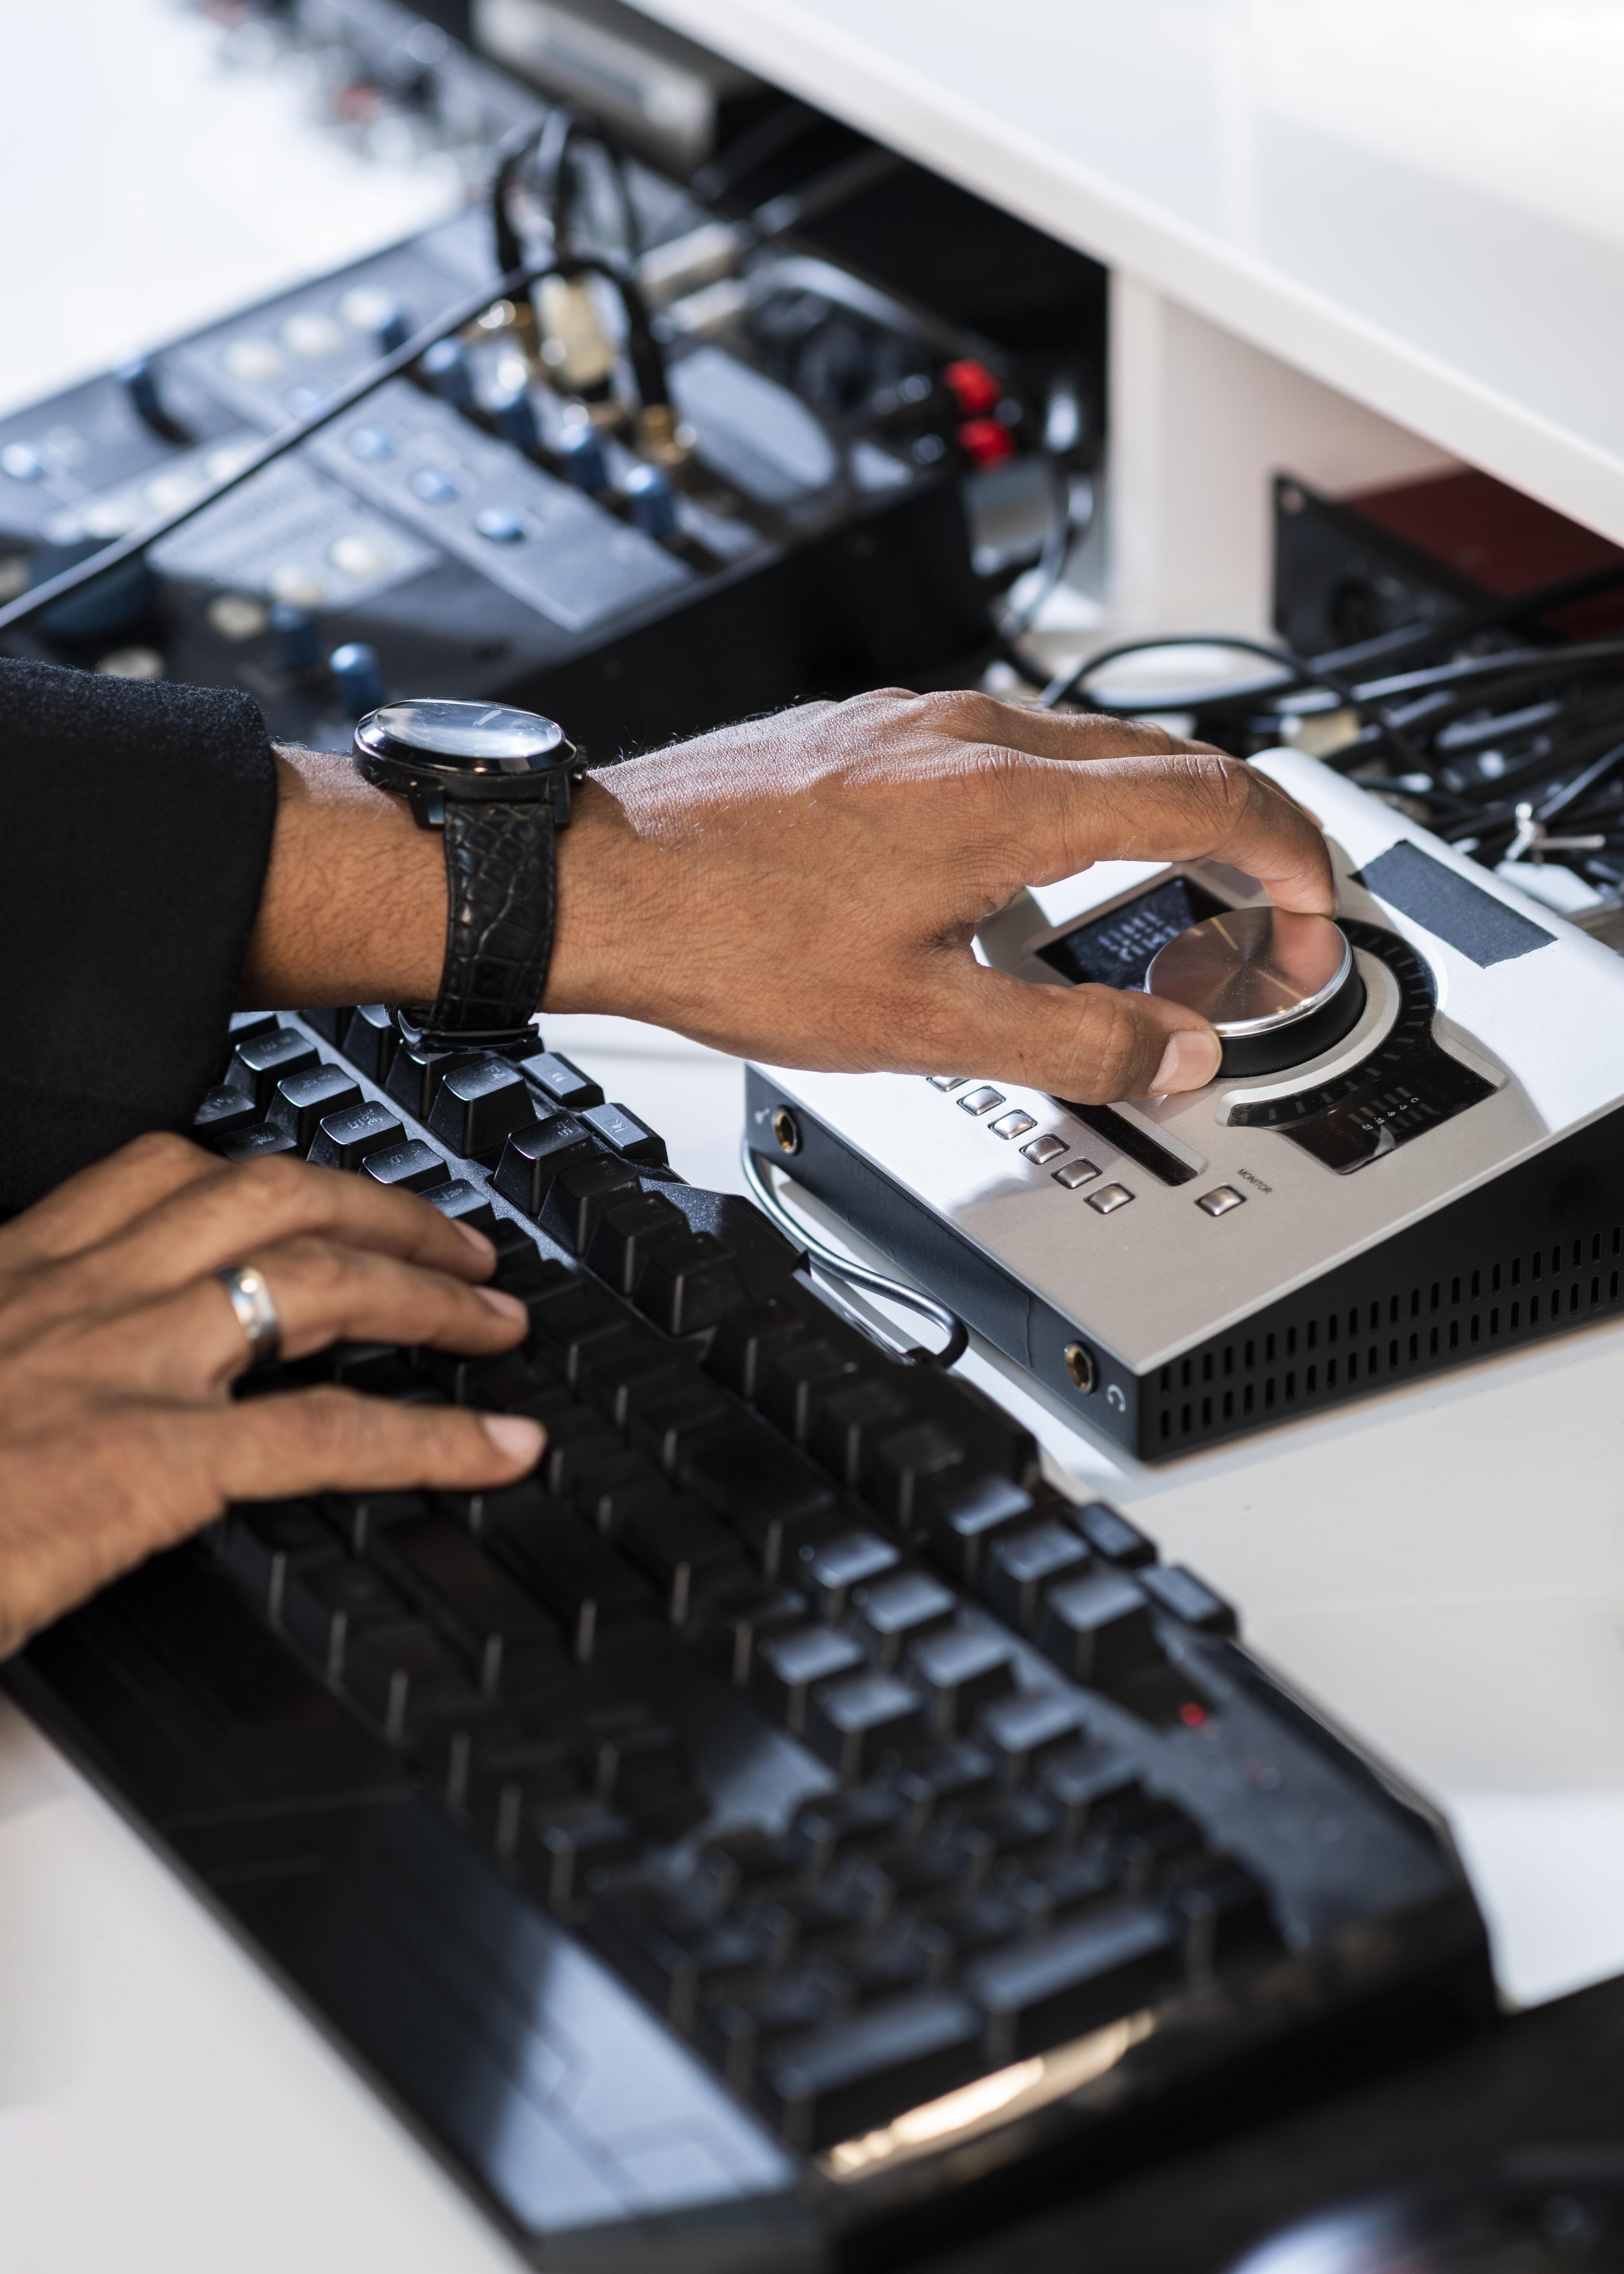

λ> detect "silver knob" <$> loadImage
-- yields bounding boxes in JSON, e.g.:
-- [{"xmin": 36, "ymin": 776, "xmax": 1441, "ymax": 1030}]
[{"xmin": 1147, "ymin": 907, "xmax": 1362, "ymax": 1077}]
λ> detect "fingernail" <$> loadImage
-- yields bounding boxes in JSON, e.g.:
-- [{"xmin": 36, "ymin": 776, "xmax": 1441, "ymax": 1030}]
[
  {"xmin": 1153, "ymin": 1027, "xmax": 1222, "ymax": 1093},
  {"xmin": 482, "ymin": 1413, "xmax": 544, "ymax": 1465},
  {"xmin": 453, "ymin": 1220, "xmax": 495, "ymax": 1263},
  {"xmin": 476, "ymin": 1285, "xmax": 527, "ymax": 1321}
]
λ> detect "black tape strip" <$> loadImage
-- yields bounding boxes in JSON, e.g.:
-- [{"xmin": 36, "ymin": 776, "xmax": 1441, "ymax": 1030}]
[{"xmin": 1356, "ymin": 840, "xmax": 1553, "ymax": 968}]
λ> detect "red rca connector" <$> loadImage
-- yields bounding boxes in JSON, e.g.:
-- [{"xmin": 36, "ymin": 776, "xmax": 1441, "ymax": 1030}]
[
  {"xmin": 956, "ymin": 417, "xmax": 1016, "ymax": 468},
  {"xmin": 943, "ymin": 358, "xmax": 1001, "ymax": 416}
]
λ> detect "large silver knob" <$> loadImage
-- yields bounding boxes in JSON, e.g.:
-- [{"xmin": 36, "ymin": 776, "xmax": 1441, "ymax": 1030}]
[{"xmin": 1146, "ymin": 906, "xmax": 1363, "ymax": 1077}]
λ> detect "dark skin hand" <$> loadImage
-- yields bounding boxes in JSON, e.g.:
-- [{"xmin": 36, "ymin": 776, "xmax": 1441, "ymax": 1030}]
[
  {"xmin": 6, "ymin": 685, "xmax": 1332, "ymax": 1650},
  {"xmin": 247, "ymin": 687, "xmax": 1334, "ymax": 1103}
]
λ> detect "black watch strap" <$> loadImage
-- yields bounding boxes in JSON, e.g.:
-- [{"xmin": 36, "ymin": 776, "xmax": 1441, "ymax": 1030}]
[{"xmin": 404, "ymin": 800, "xmax": 560, "ymax": 1053}]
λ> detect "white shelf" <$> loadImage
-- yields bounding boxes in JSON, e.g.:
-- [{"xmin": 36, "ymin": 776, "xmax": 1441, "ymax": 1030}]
[{"xmin": 636, "ymin": 0, "xmax": 1624, "ymax": 549}]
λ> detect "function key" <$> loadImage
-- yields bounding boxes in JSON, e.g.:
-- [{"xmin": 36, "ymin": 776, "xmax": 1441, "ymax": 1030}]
[
  {"xmin": 492, "ymin": 1115, "xmax": 598, "ymax": 1218},
  {"xmin": 193, "ymin": 1085, "xmax": 260, "ymax": 1143},
  {"xmin": 218, "ymin": 1123, "xmax": 298, "ymax": 1163},
  {"xmin": 423, "ymin": 1182, "xmax": 496, "ymax": 1227},
  {"xmin": 1065, "ymin": 1501, "xmax": 1157, "ymax": 1569},
  {"xmin": 957, "ymin": 1087, "xmax": 1004, "ymax": 1116},
  {"xmin": 583, "ymin": 1101, "xmax": 668, "ymax": 1167},
  {"xmin": 990, "ymin": 1111, "xmax": 1036, "ymax": 1141},
  {"xmin": 226, "ymin": 1026, "xmax": 318, "ymax": 1113},
  {"xmin": 1086, "ymin": 1184, "xmax": 1134, "ymax": 1215},
  {"xmin": 340, "ymin": 1004, "xmax": 399, "ymax": 1085},
  {"xmin": 1053, "ymin": 1158, "xmax": 1101, "ymax": 1189},
  {"xmin": 1021, "ymin": 1134, "xmax": 1067, "ymax": 1166},
  {"xmin": 426, "ymin": 1058, "xmax": 537, "ymax": 1162},
  {"xmin": 927, "ymin": 1076, "xmax": 967, "ymax": 1090},
  {"xmin": 520, "ymin": 1049, "xmax": 605, "ymax": 1112},
  {"xmin": 387, "ymin": 1045, "xmax": 484, "ymax": 1124}
]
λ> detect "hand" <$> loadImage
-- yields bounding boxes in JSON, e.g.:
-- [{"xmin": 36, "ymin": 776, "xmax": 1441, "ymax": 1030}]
[
  {"xmin": 547, "ymin": 689, "xmax": 1334, "ymax": 1101},
  {"xmin": 0, "ymin": 1133, "xmax": 543, "ymax": 1658}
]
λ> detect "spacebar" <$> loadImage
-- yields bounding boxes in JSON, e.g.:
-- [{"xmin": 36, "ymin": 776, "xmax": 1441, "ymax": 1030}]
[{"xmin": 756, "ymin": 1989, "xmax": 982, "ymax": 2153}]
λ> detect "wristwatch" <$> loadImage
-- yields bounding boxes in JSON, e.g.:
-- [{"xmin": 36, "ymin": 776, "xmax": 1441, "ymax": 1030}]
[{"xmin": 352, "ymin": 697, "xmax": 584, "ymax": 1055}]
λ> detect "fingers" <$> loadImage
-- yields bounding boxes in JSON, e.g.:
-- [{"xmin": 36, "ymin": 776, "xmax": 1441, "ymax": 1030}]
[
  {"xmin": 61, "ymin": 1150, "xmax": 496, "ymax": 1309},
  {"xmin": 201, "ymin": 1385, "xmax": 544, "ymax": 1506},
  {"xmin": 928, "ymin": 965, "xmax": 1222, "ymax": 1103},
  {"xmin": 0, "ymin": 1130, "xmax": 218, "ymax": 1271},
  {"xmin": 995, "ymin": 750, "xmax": 1335, "ymax": 916},
  {"xmin": 101, "ymin": 1238, "xmax": 529, "ymax": 1396}
]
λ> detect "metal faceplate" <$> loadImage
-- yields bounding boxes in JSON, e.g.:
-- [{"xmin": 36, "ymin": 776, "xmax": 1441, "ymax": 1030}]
[{"xmin": 752, "ymin": 750, "xmax": 1624, "ymax": 1376}]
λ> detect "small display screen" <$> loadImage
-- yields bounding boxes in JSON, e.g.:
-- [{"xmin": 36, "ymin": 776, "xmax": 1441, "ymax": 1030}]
[{"xmin": 1037, "ymin": 876, "xmax": 1228, "ymax": 990}]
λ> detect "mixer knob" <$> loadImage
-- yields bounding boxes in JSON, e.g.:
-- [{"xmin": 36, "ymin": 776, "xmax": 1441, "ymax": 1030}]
[
  {"xmin": 272, "ymin": 603, "xmax": 319, "ymax": 673},
  {"xmin": 490, "ymin": 387, "xmax": 539, "ymax": 451},
  {"xmin": 117, "ymin": 357, "xmax": 190, "ymax": 442},
  {"xmin": 1146, "ymin": 907, "xmax": 1364, "ymax": 1078},
  {"xmin": 623, "ymin": 462, "xmax": 677, "ymax": 537},
  {"xmin": 557, "ymin": 423, "xmax": 609, "ymax": 494},
  {"xmin": 329, "ymin": 642, "xmax": 387, "ymax": 718},
  {"xmin": 420, "ymin": 338, "xmax": 473, "ymax": 410}
]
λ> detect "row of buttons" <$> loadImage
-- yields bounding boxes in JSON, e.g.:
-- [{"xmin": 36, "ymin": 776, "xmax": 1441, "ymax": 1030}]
[
  {"xmin": 928, "ymin": 1078, "xmax": 1134, "ymax": 1216},
  {"xmin": 929, "ymin": 1078, "xmax": 1247, "ymax": 1223}
]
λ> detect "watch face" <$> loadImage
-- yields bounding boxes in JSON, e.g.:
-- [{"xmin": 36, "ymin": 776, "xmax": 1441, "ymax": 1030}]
[{"xmin": 356, "ymin": 699, "xmax": 568, "ymax": 778}]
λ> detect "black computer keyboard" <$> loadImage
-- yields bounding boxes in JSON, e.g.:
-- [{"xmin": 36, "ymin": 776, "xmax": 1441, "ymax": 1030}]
[{"xmin": 7, "ymin": 1008, "xmax": 1492, "ymax": 2268}]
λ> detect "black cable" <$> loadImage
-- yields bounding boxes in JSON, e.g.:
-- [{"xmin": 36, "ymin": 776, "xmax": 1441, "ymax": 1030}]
[
  {"xmin": 0, "ymin": 254, "xmax": 566, "ymax": 639},
  {"xmin": 557, "ymin": 253, "xmax": 671, "ymax": 412}
]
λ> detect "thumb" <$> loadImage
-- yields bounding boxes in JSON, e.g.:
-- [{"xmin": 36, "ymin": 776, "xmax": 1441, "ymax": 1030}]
[{"xmin": 937, "ymin": 967, "xmax": 1221, "ymax": 1104}]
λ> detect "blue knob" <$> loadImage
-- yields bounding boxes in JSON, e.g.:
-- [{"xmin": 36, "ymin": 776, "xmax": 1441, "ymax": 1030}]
[
  {"xmin": 271, "ymin": 603, "xmax": 318, "ymax": 673},
  {"xmin": 623, "ymin": 461, "xmax": 677, "ymax": 537},
  {"xmin": 420, "ymin": 338, "xmax": 473, "ymax": 410},
  {"xmin": 490, "ymin": 387, "xmax": 539, "ymax": 451},
  {"xmin": 117, "ymin": 356, "xmax": 166, "ymax": 431},
  {"xmin": 374, "ymin": 306, "xmax": 412, "ymax": 355},
  {"xmin": 329, "ymin": 642, "xmax": 387, "ymax": 716},
  {"xmin": 557, "ymin": 423, "xmax": 609, "ymax": 494}
]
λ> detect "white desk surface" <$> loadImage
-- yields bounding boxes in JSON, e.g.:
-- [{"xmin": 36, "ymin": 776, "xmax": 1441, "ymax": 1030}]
[{"xmin": 635, "ymin": 0, "xmax": 1624, "ymax": 551}]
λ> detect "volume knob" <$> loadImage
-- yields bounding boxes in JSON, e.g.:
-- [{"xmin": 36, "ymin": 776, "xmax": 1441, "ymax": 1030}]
[{"xmin": 1147, "ymin": 907, "xmax": 1363, "ymax": 1077}]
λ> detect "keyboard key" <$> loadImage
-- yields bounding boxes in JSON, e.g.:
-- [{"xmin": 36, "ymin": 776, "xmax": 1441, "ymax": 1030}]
[
  {"xmin": 1138, "ymin": 1563, "xmax": 1239, "ymax": 1635},
  {"xmin": 193, "ymin": 1084, "xmax": 260, "ymax": 1142},
  {"xmin": 863, "ymin": 1421, "xmax": 967, "ymax": 1529},
  {"xmin": 703, "ymin": 1581, "xmax": 809, "ymax": 1685},
  {"xmin": 422, "ymin": 1180, "xmax": 494, "ymax": 1225},
  {"xmin": 268, "ymin": 1063, "xmax": 361, "ymax": 1153},
  {"xmin": 923, "ymin": 1474, "xmax": 1036, "ymax": 1582},
  {"xmin": 584, "ymin": 1191, "xmax": 689, "ymax": 1294},
  {"xmin": 619, "ymin": 1497, "xmax": 749, "ymax": 1619},
  {"xmin": 807, "ymin": 1668, "xmax": 925, "ymax": 1778},
  {"xmin": 979, "ymin": 1690, "xmax": 1087, "ymax": 1786},
  {"xmin": 342, "ymin": 1616, "xmax": 480, "ymax": 1739},
  {"xmin": 966, "ymin": 1901, "xmax": 1181, "ymax": 2062},
  {"xmin": 1007, "ymin": 1845, "xmax": 1119, "ymax": 1932},
  {"xmin": 520, "ymin": 1049, "xmax": 604, "ymax": 1112},
  {"xmin": 339, "ymin": 1003, "xmax": 399, "ymax": 1085},
  {"xmin": 583, "ymin": 1100, "xmax": 668, "ymax": 1166},
  {"xmin": 307, "ymin": 1099, "xmax": 405, "ymax": 1171},
  {"xmin": 298, "ymin": 1006, "xmax": 347, "ymax": 1044},
  {"xmin": 444, "ymin": 1721, "xmax": 581, "ymax": 1850},
  {"xmin": 521, "ymin": 1795, "xmax": 637, "ymax": 1908},
  {"xmin": 1036, "ymin": 1569, "xmax": 1161, "ymax": 1691},
  {"xmin": 704, "ymin": 1297, "xmax": 815, "ymax": 1400},
  {"xmin": 361, "ymin": 1140, "xmax": 450, "ymax": 1193},
  {"xmin": 567, "ymin": 1446, "xmax": 673, "ymax": 1534},
  {"xmin": 906, "ymin": 1628, "xmax": 1016, "ymax": 1736},
  {"xmin": 1065, "ymin": 1500, "xmax": 1158, "ymax": 1568},
  {"xmin": 489, "ymin": 1505, "xmax": 655, "ymax": 1659},
  {"xmin": 795, "ymin": 1527, "xmax": 900, "ymax": 1620},
  {"xmin": 808, "ymin": 1379, "xmax": 912, "ymax": 1490},
  {"xmin": 540, "ymin": 1156, "xmax": 643, "ymax": 1254},
  {"xmin": 694, "ymin": 1826, "xmax": 804, "ymax": 1907},
  {"xmin": 492, "ymin": 1114, "xmax": 599, "ymax": 1217},
  {"xmin": 226, "ymin": 1026, "xmax": 317, "ymax": 1112},
  {"xmin": 759, "ymin": 1988, "xmax": 983, "ymax": 2151},
  {"xmin": 755, "ymin": 1623, "xmax": 866, "ymax": 1734},
  {"xmin": 1169, "ymin": 1860, "xmax": 1278, "ymax": 1969},
  {"xmin": 386, "ymin": 1045, "xmax": 484, "ymax": 1123},
  {"xmin": 375, "ymin": 1517, "xmax": 564, "ymax": 1697},
  {"xmin": 537, "ymin": 1406, "xmax": 621, "ymax": 1492},
  {"xmin": 762, "ymin": 1339, "xmax": 861, "ymax": 1445},
  {"xmin": 223, "ymin": 1501, "xmax": 337, "ymax": 1617},
  {"xmin": 635, "ymin": 1231, "xmax": 748, "ymax": 1335},
  {"xmin": 1111, "ymin": 1798, "xmax": 1206, "ymax": 1889},
  {"xmin": 700, "ymin": 1960, "xmax": 851, "ymax": 2091},
  {"xmin": 589, "ymin": 1887, "xmax": 772, "ymax": 2031},
  {"xmin": 787, "ymin": 1785, "xmax": 906, "ymax": 1874},
  {"xmin": 849, "ymin": 1567, "xmax": 958, "ymax": 1668},
  {"xmin": 282, "ymin": 1556, "xmax": 408, "ymax": 1677},
  {"xmin": 217, "ymin": 1122, "xmax": 299, "ymax": 1163},
  {"xmin": 320, "ymin": 1487, "xmax": 430, "ymax": 1555},
  {"xmin": 1040, "ymin": 1749, "xmax": 1146, "ymax": 1843},
  {"xmin": 983, "ymin": 1518, "xmax": 1089, "ymax": 1633},
  {"xmin": 426, "ymin": 1058, "xmax": 539, "ymax": 1161},
  {"xmin": 681, "ymin": 1428, "xmax": 835, "ymax": 1579}
]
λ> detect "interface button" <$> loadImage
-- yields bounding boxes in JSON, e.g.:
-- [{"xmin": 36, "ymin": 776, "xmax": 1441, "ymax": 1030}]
[
  {"xmin": 1053, "ymin": 1158, "xmax": 1101, "ymax": 1189},
  {"xmin": 1196, "ymin": 1186, "xmax": 1245, "ymax": 1217},
  {"xmin": 990, "ymin": 1110, "xmax": 1037, "ymax": 1141},
  {"xmin": 958, "ymin": 1087, "xmax": 1004, "ymax": 1116},
  {"xmin": 928, "ymin": 1075, "xmax": 967, "ymax": 1090},
  {"xmin": 1086, "ymin": 1184, "xmax": 1133, "ymax": 1215},
  {"xmin": 1022, "ymin": 1134, "xmax": 1067, "ymax": 1167}
]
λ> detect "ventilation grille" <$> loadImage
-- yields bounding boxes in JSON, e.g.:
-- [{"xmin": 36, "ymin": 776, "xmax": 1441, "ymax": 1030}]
[{"xmin": 1151, "ymin": 1224, "xmax": 1624, "ymax": 1447}]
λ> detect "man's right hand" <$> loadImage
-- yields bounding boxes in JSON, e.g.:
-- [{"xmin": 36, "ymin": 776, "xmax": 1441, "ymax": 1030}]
[{"xmin": 0, "ymin": 1133, "xmax": 544, "ymax": 1658}]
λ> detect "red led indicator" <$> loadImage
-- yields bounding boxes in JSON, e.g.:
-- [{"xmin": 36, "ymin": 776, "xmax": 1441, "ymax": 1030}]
[
  {"xmin": 956, "ymin": 417, "xmax": 1015, "ymax": 469},
  {"xmin": 1178, "ymin": 1702, "xmax": 1207, "ymax": 1728},
  {"xmin": 943, "ymin": 358, "xmax": 1001, "ymax": 415}
]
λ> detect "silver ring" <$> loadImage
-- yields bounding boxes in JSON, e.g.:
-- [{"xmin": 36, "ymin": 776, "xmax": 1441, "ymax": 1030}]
[{"xmin": 215, "ymin": 1263, "xmax": 281, "ymax": 1371}]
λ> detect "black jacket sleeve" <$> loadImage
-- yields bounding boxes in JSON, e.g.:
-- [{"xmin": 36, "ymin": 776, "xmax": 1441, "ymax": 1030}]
[{"xmin": 0, "ymin": 656, "xmax": 277, "ymax": 1214}]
